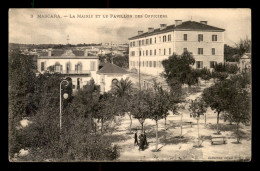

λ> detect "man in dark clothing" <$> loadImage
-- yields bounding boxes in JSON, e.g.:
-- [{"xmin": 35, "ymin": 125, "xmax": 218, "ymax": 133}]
[
  {"xmin": 134, "ymin": 130, "xmax": 138, "ymax": 145},
  {"xmin": 139, "ymin": 133, "xmax": 144, "ymax": 150},
  {"xmin": 143, "ymin": 131, "xmax": 148, "ymax": 147}
]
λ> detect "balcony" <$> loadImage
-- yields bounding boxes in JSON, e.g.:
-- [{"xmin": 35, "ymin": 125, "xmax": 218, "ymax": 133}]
[{"xmin": 58, "ymin": 70, "xmax": 91, "ymax": 75}]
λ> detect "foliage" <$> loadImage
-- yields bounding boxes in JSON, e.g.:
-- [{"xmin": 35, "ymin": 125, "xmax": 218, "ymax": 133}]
[
  {"xmin": 162, "ymin": 51, "xmax": 199, "ymax": 89},
  {"xmin": 111, "ymin": 77, "xmax": 133, "ymax": 97},
  {"xmin": 198, "ymin": 68, "xmax": 212, "ymax": 82},
  {"xmin": 113, "ymin": 55, "xmax": 129, "ymax": 68},
  {"xmin": 188, "ymin": 98, "xmax": 207, "ymax": 147},
  {"xmin": 235, "ymin": 37, "xmax": 251, "ymax": 57},
  {"xmin": 224, "ymin": 44, "xmax": 240, "ymax": 62},
  {"xmin": 9, "ymin": 50, "xmax": 37, "ymax": 157}
]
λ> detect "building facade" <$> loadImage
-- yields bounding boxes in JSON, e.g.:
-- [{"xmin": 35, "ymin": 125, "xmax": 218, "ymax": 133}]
[
  {"xmin": 37, "ymin": 48, "xmax": 99, "ymax": 92},
  {"xmin": 96, "ymin": 62, "xmax": 129, "ymax": 93},
  {"xmin": 128, "ymin": 20, "xmax": 225, "ymax": 76}
]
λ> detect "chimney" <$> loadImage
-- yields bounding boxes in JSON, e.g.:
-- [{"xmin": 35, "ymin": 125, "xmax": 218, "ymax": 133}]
[
  {"xmin": 48, "ymin": 48, "xmax": 52, "ymax": 56},
  {"xmin": 138, "ymin": 30, "xmax": 144, "ymax": 35},
  {"xmin": 84, "ymin": 49, "xmax": 89, "ymax": 56},
  {"xmin": 159, "ymin": 24, "xmax": 167, "ymax": 30},
  {"xmin": 200, "ymin": 21, "xmax": 208, "ymax": 25},
  {"xmin": 175, "ymin": 20, "xmax": 182, "ymax": 26},
  {"xmin": 148, "ymin": 28, "xmax": 154, "ymax": 33}
]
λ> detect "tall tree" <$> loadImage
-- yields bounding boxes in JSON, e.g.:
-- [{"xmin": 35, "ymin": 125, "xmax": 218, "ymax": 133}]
[
  {"xmin": 188, "ymin": 98, "xmax": 207, "ymax": 147},
  {"xmin": 146, "ymin": 85, "xmax": 171, "ymax": 151}
]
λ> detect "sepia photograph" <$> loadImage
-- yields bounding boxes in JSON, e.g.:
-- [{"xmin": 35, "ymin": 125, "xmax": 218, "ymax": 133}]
[{"xmin": 8, "ymin": 8, "xmax": 251, "ymax": 162}]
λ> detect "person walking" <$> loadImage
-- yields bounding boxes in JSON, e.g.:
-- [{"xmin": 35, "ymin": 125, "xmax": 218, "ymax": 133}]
[
  {"xmin": 144, "ymin": 131, "xmax": 148, "ymax": 147},
  {"xmin": 134, "ymin": 130, "xmax": 138, "ymax": 145},
  {"xmin": 139, "ymin": 133, "xmax": 144, "ymax": 151}
]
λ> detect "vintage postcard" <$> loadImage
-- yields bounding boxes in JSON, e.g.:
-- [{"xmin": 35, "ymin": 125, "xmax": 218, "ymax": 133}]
[{"xmin": 8, "ymin": 8, "xmax": 251, "ymax": 162}]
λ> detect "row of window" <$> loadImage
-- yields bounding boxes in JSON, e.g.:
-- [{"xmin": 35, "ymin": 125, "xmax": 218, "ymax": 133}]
[
  {"xmin": 130, "ymin": 60, "xmax": 217, "ymax": 69},
  {"xmin": 130, "ymin": 34, "xmax": 172, "ymax": 47},
  {"xmin": 130, "ymin": 61, "xmax": 162, "ymax": 68},
  {"xmin": 130, "ymin": 48, "xmax": 216, "ymax": 56},
  {"xmin": 130, "ymin": 34, "xmax": 218, "ymax": 47},
  {"xmin": 40, "ymin": 62, "xmax": 96, "ymax": 72}
]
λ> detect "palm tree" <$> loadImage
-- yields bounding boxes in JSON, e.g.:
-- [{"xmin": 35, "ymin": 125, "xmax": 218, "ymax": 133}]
[{"xmin": 114, "ymin": 77, "xmax": 133, "ymax": 97}]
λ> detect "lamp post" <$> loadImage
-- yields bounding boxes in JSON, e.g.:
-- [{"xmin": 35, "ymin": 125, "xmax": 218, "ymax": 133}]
[{"xmin": 60, "ymin": 80, "xmax": 69, "ymax": 137}]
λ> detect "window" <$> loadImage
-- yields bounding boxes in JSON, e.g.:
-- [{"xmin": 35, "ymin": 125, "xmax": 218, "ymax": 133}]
[
  {"xmin": 146, "ymin": 39, "xmax": 149, "ymax": 45},
  {"xmin": 153, "ymin": 61, "xmax": 156, "ymax": 67},
  {"xmin": 183, "ymin": 48, "xmax": 187, "ymax": 53},
  {"xmin": 66, "ymin": 62, "xmax": 71, "ymax": 73},
  {"xmin": 159, "ymin": 49, "xmax": 161, "ymax": 55},
  {"xmin": 159, "ymin": 36, "xmax": 161, "ymax": 42},
  {"xmin": 139, "ymin": 40, "xmax": 141, "ymax": 46},
  {"xmin": 139, "ymin": 51, "xmax": 142, "ymax": 56},
  {"xmin": 168, "ymin": 35, "xmax": 171, "ymax": 41},
  {"xmin": 112, "ymin": 79, "xmax": 119, "ymax": 88},
  {"xmin": 198, "ymin": 34, "xmax": 203, "ymax": 42},
  {"xmin": 90, "ymin": 61, "xmax": 96, "ymax": 71},
  {"xmin": 154, "ymin": 49, "xmax": 156, "ymax": 56},
  {"xmin": 158, "ymin": 61, "xmax": 162, "ymax": 68},
  {"xmin": 169, "ymin": 48, "xmax": 171, "ymax": 55},
  {"xmin": 41, "ymin": 62, "xmax": 45, "ymax": 71},
  {"xmin": 155, "ymin": 37, "xmax": 156, "ymax": 43},
  {"xmin": 198, "ymin": 48, "xmax": 203, "ymax": 55},
  {"xmin": 76, "ymin": 63, "xmax": 82, "ymax": 72},
  {"xmin": 146, "ymin": 50, "xmax": 148, "ymax": 56},
  {"xmin": 55, "ymin": 62, "xmax": 62, "ymax": 72},
  {"xmin": 133, "ymin": 41, "xmax": 135, "ymax": 47},
  {"xmin": 143, "ymin": 51, "xmax": 144, "ymax": 56},
  {"xmin": 131, "ymin": 51, "xmax": 135, "ymax": 56},
  {"xmin": 150, "ymin": 38, "xmax": 152, "ymax": 44},
  {"xmin": 164, "ymin": 49, "xmax": 166, "ymax": 55},
  {"xmin": 196, "ymin": 61, "xmax": 203, "ymax": 69},
  {"xmin": 150, "ymin": 50, "xmax": 152, "ymax": 56},
  {"xmin": 143, "ymin": 61, "xmax": 145, "ymax": 67},
  {"xmin": 130, "ymin": 42, "xmax": 132, "ymax": 47},
  {"xmin": 210, "ymin": 61, "xmax": 217, "ymax": 68},
  {"xmin": 184, "ymin": 34, "xmax": 187, "ymax": 41},
  {"xmin": 163, "ymin": 35, "xmax": 167, "ymax": 42},
  {"xmin": 149, "ymin": 61, "xmax": 152, "ymax": 67},
  {"xmin": 212, "ymin": 48, "xmax": 215, "ymax": 55},
  {"xmin": 212, "ymin": 35, "xmax": 217, "ymax": 41},
  {"xmin": 146, "ymin": 61, "xmax": 148, "ymax": 67},
  {"xmin": 142, "ymin": 40, "xmax": 144, "ymax": 45}
]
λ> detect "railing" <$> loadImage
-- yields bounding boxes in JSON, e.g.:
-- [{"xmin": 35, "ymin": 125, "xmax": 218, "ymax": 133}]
[{"xmin": 58, "ymin": 70, "xmax": 91, "ymax": 74}]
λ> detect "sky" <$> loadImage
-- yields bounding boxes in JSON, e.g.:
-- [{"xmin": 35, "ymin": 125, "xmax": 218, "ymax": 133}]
[{"xmin": 9, "ymin": 8, "xmax": 251, "ymax": 46}]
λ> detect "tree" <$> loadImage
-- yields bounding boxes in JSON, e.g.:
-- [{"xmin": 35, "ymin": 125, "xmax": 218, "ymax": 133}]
[
  {"xmin": 130, "ymin": 90, "xmax": 150, "ymax": 133},
  {"xmin": 146, "ymin": 85, "xmax": 171, "ymax": 151},
  {"xmin": 162, "ymin": 51, "xmax": 199, "ymax": 92},
  {"xmin": 198, "ymin": 68, "xmax": 212, "ymax": 84},
  {"xmin": 235, "ymin": 37, "xmax": 251, "ymax": 57},
  {"xmin": 188, "ymin": 98, "xmax": 207, "ymax": 147},
  {"xmin": 111, "ymin": 77, "xmax": 134, "ymax": 133},
  {"xmin": 111, "ymin": 77, "xmax": 133, "ymax": 97},
  {"xmin": 202, "ymin": 81, "xmax": 230, "ymax": 134},
  {"xmin": 9, "ymin": 50, "xmax": 37, "ymax": 158}
]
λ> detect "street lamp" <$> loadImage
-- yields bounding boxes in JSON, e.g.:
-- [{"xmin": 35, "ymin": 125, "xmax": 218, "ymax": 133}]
[{"xmin": 60, "ymin": 79, "xmax": 69, "ymax": 137}]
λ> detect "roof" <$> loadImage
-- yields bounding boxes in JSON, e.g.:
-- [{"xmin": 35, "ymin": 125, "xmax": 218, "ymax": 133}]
[
  {"xmin": 97, "ymin": 63, "xmax": 128, "ymax": 74},
  {"xmin": 38, "ymin": 49, "xmax": 99, "ymax": 59},
  {"xmin": 129, "ymin": 21, "xmax": 225, "ymax": 40}
]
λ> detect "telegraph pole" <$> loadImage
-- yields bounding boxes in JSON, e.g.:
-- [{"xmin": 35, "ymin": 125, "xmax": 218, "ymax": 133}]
[{"xmin": 139, "ymin": 42, "xmax": 141, "ymax": 90}]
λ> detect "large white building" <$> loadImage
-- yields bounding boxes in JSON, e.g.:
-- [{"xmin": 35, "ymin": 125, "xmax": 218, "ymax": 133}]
[
  {"xmin": 37, "ymin": 48, "xmax": 99, "ymax": 91},
  {"xmin": 128, "ymin": 20, "xmax": 225, "ymax": 76}
]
